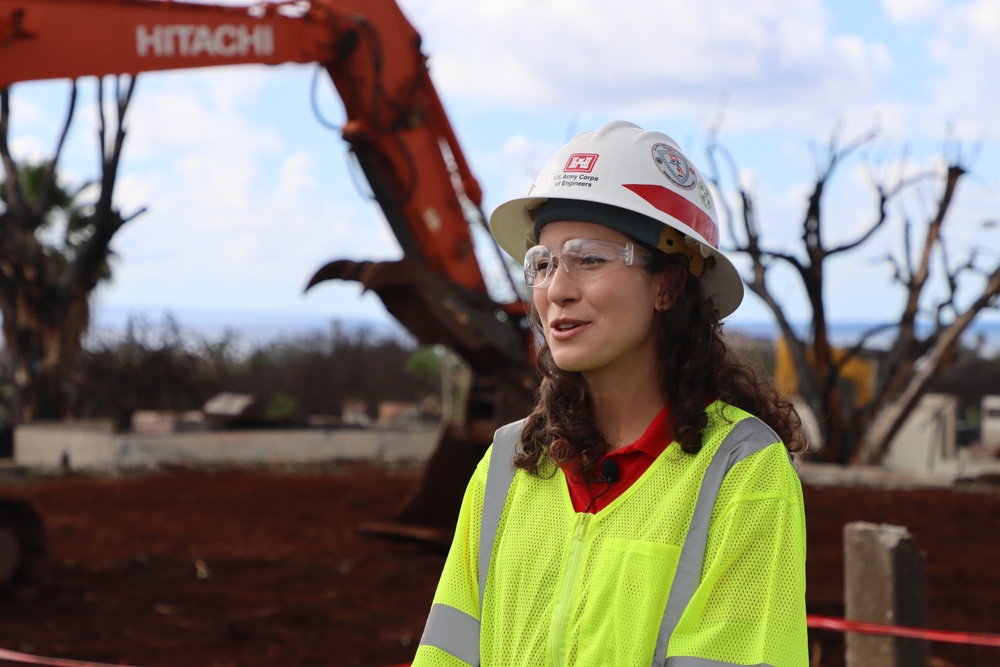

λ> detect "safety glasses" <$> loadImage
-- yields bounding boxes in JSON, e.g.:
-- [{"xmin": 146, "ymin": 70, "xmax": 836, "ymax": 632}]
[{"xmin": 524, "ymin": 238, "xmax": 657, "ymax": 288}]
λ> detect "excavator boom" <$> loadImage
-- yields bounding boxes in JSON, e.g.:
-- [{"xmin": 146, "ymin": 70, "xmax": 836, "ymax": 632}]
[
  {"xmin": 0, "ymin": 0, "xmax": 535, "ymax": 550},
  {"xmin": 1, "ymin": 0, "xmax": 500, "ymax": 297}
]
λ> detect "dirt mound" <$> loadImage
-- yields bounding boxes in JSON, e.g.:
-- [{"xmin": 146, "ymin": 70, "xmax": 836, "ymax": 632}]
[{"xmin": 0, "ymin": 463, "xmax": 997, "ymax": 666}]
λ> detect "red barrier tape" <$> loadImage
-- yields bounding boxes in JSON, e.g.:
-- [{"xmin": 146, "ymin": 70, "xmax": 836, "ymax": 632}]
[
  {"xmin": 4, "ymin": 618, "xmax": 998, "ymax": 667},
  {"xmin": 0, "ymin": 647, "xmax": 144, "ymax": 667},
  {"xmin": 807, "ymin": 614, "xmax": 1000, "ymax": 647}
]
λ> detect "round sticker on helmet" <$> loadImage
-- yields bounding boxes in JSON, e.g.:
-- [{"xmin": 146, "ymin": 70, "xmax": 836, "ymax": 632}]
[
  {"xmin": 652, "ymin": 143, "xmax": 697, "ymax": 189},
  {"xmin": 698, "ymin": 181, "xmax": 713, "ymax": 209}
]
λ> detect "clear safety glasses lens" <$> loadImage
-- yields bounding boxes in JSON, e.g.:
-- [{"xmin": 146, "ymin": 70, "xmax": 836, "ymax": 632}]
[{"xmin": 523, "ymin": 238, "xmax": 652, "ymax": 288}]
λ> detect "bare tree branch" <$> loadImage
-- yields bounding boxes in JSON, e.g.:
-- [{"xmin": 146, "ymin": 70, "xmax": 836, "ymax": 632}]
[
  {"xmin": 705, "ymin": 126, "xmax": 740, "ymax": 249},
  {"xmin": 706, "ymin": 125, "xmax": 827, "ymax": 421},
  {"xmin": 816, "ymin": 126, "xmax": 880, "ymax": 183},
  {"xmin": 95, "ymin": 75, "xmax": 136, "ymax": 220},
  {"xmin": 0, "ymin": 78, "xmax": 148, "ymax": 421},
  {"xmin": 714, "ymin": 121, "xmax": 996, "ymax": 466},
  {"xmin": 36, "ymin": 82, "xmax": 78, "ymax": 222},
  {"xmin": 879, "ymin": 252, "xmax": 908, "ymax": 287},
  {"xmin": 908, "ymin": 165, "xmax": 965, "ymax": 315},
  {"xmin": 871, "ymin": 163, "xmax": 966, "ymax": 417},
  {"xmin": 835, "ymin": 322, "xmax": 899, "ymax": 371},
  {"xmin": 902, "ymin": 216, "xmax": 914, "ymax": 282},
  {"xmin": 59, "ymin": 76, "xmax": 141, "ymax": 317},
  {"xmin": 759, "ymin": 248, "xmax": 805, "ymax": 272},
  {"xmin": 801, "ymin": 129, "xmax": 879, "ymax": 257},
  {"xmin": 828, "ymin": 172, "xmax": 933, "ymax": 255},
  {"xmin": 0, "ymin": 88, "xmax": 24, "ymax": 213},
  {"xmin": 861, "ymin": 261, "xmax": 1000, "ymax": 464},
  {"xmin": 748, "ymin": 277, "xmax": 820, "ymax": 408}
]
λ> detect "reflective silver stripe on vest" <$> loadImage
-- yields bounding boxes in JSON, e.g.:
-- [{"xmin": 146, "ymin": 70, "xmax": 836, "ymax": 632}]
[
  {"xmin": 479, "ymin": 418, "xmax": 525, "ymax": 614},
  {"xmin": 665, "ymin": 657, "xmax": 777, "ymax": 667},
  {"xmin": 651, "ymin": 417, "xmax": 783, "ymax": 667},
  {"xmin": 419, "ymin": 603, "xmax": 481, "ymax": 666}
]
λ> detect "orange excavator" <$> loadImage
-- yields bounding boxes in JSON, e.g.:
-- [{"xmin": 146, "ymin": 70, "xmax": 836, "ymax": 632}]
[{"xmin": 0, "ymin": 0, "xmax": 538, "ymax": 580}]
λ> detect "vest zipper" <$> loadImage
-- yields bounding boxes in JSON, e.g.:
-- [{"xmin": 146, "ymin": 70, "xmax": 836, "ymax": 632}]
[{"xmin": 549, "ymin": 512, "xmax": 590, "ymax": 666}]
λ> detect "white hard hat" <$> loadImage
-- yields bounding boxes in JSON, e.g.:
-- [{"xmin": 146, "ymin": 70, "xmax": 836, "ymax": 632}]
[{"xmin": 489, "ymin": 120, "xmax": 744, "ymax": 319}]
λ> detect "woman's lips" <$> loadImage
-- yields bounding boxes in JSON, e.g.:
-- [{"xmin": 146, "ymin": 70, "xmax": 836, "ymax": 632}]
[{"xmin": 549, "ymin": 319, "xmax": 589, "ymax": 341}]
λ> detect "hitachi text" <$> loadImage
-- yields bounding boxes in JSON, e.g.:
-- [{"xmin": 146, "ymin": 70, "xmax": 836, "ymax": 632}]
[{"xmin": 136, "ymin": 24, "xmax": 275, "ymax": 58}]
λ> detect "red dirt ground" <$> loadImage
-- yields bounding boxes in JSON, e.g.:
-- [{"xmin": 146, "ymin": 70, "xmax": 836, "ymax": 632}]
[{"xmin": 0, "ymin": 462, "xmax": 998, "ymax": 667}]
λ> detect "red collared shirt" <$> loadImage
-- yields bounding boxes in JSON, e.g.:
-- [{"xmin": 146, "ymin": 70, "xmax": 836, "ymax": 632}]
[{"xmin": 564, "ymin": 406, "xmax": 673, "ymax": 514}]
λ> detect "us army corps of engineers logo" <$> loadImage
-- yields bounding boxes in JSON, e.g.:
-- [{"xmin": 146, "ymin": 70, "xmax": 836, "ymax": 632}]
[{"xmin": 652, "ymin": 143, "xmax": 697, "ymax": 189}]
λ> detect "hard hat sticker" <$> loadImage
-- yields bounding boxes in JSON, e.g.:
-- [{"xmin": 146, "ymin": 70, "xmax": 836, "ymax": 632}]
[
  {"xmin": 652, "ymin": 144, "xmax": 697, "ymax": 189},
  {"xmin": 698, "ymin": 181, "xmax": 713, "ymax": 209},
  {"xmin": 563, "ymin": 153, "xmax": 599, "ymax": 173}
]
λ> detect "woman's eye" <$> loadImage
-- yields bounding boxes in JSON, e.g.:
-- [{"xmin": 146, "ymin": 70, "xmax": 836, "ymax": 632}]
[{"xmin": 578, "ymin": 254, "xmax": 608, "ymax": 267}]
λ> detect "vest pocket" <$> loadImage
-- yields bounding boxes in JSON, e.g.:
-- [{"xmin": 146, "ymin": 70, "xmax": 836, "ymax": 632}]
[{"xmin": 576, "ymin": 538, "xmax": 681, "ymax": 666}]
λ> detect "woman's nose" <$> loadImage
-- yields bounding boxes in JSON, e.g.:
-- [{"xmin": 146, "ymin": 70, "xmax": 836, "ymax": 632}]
[{"xmin": 544, "ymin": 258, "xmax": 579, "ymax": 302}]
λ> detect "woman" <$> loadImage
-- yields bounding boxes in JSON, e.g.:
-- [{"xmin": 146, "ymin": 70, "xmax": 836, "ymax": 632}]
[{"xmin": 412, "ymin": 121, "xmax": 808, "ymax": 667}]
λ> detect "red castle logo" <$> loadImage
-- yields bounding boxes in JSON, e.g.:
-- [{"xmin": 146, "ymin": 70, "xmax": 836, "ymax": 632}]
[{"xmin": 564, "ymin": 153, "xmax": 599, "ymax": 173}]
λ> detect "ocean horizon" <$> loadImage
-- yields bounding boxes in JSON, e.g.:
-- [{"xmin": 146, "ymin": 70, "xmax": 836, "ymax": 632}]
[{"xmin": 86, "ymin": 305, "xmax": 1000, "ymax": 356}]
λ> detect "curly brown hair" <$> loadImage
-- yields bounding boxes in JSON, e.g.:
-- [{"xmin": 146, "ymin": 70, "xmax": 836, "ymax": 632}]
[{"xmin": 515, "ymin": 253, "xmax": 807, "ymax": 479}]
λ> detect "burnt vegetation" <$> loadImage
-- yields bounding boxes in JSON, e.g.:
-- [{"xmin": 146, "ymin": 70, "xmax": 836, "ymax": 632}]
[
  {"xmin": 707, "ymin": 123, "xmax": 1000, "ymax": 465},
  {"xmin": 21, "ymin": 316, "xmax": 444, "ymax": 429},
  {"xmin": 0, "ymin": 79, "xmax": 142, "ymax": 423}
]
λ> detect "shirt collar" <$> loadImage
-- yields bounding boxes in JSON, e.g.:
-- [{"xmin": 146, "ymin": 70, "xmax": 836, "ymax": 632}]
[{"xmin": 608, "ymin": 405, "xmax": 673, "ymax": 459}]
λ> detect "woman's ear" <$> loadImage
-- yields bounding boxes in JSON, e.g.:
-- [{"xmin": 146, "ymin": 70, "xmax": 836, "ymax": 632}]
[{"xmin": 655, "ymin": 264, "xmax": 688, "ymax": 312}]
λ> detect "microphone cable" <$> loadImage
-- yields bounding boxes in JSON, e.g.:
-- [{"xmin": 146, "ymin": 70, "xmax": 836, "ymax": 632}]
[{"xmin": 584, "ymin": 458, "xmax": 620, "ymax": 514}]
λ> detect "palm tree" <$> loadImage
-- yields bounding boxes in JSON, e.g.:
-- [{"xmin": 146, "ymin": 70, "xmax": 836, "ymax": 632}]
[{"xmin": 0, "ymin": 78, "xmax": 142, "ymax": 422}]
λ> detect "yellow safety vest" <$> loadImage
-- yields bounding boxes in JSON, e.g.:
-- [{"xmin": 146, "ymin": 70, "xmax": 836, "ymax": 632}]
[{"xmin": 413, "ymin": 401, "xmax": 808, "ymax": 667}]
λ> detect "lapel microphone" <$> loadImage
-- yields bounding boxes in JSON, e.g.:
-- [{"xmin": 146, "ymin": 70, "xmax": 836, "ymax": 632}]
[
  {"xmin": 585, "ymin": 458, "xmax": 621, "ymax": 513},
  {"xmin": 595, "ymin": 458, "xmax": 620, "ymax": 484}
]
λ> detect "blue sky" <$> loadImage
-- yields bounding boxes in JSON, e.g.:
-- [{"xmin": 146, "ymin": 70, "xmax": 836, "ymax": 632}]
[{"xmin": 6, "ymin": 0, "xmax": 1000, "ymax": 338}]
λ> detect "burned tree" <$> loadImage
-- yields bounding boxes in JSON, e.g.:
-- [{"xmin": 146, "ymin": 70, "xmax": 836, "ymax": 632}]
[
  {"xmin": 707, "ymin": 127, "xmax": 1000, "ymax": 465},
  {"xmin": 0, "ymin": 77, "xmax": 143, "ymax": 422}
]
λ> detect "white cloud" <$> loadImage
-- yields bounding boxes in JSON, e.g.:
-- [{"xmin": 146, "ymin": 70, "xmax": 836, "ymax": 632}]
[
  {"xmin": 404, "ymin": 0, "xmax": 893, "ymax": 133},
  {"xmin": 101, "ymin": 121, "xmax": 401, "ymax": 315},
  {"xmin": 112, "ymin": 173, "xmax": 155, "ymax": 215},
  {"xmin": 7, "ymin": 94, "xmax": 44, "ymax": 127},
  {"xmin": 5, "ymin": 0, "xmax": 995, "ymax": 329},
  {"xmin": 882, "ymin": 0, "xmax": 947, "ymax": 23},
  {"xmin": 482, "ymin": 133, "xmax": 562, "ymax": 205},
  {"xmin": 121, "ymin": 75, "xmax": 283, "ymax": 161},
  {"xmin": 8, "ymin": 136, "xmax": 49, "ymax": 164},
  {"xmin": 922, "ymin": 0, "xmax": 1000, "ymax": 140},
  {"xmin": 274, "ymin": 151, "xmax": 317, "ymax": 201}
]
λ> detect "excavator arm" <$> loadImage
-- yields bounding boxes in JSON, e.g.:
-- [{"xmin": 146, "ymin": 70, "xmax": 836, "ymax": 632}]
[
  {"xmin": 0, "ymin": 0, "xmax": 535, "ymax": 545},
  {"xmin": 2, "ymin": 0, "xmax": 495, "ymax": 293}
]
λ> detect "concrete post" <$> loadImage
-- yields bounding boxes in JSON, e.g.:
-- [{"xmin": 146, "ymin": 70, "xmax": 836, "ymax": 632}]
[{"xmin": 843, "ymin": 522, "xmax": 929, "ymax": 667}]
